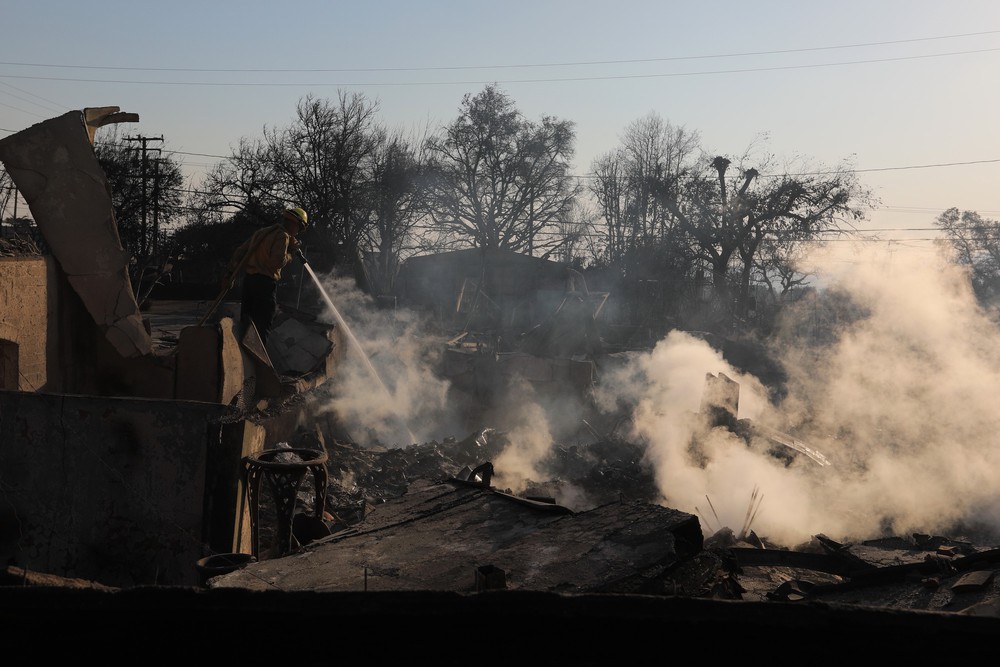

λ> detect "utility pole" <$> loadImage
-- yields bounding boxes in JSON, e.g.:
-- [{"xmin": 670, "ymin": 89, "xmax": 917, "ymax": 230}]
[
  {"xmin": 125, "ymin": 134, "xmax": 163, "ymax": 260},
  {"xmin": 152, "ymin": 158, "xmax": 161, "ymax": 256}
]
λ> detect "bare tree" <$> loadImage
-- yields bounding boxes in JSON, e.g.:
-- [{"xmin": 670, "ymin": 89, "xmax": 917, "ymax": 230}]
[
  {"xmin": 935, "ymin": 207, "xmax": 1000, "ymax": 305},
  {"xmin": 664, "ymin": 152, "xmax": 872, "ymax": 323},
  {"xmin": 753, "ymin": 235, "xmax": 815, "ymax": 300},
  {"xmin": 272, "ymin": 92, "xmax": 382, "ymax": 259},
  {"xmin": 590, "ymin": 149, "xmax": 630, "ymax": 266},
  {"xmin": 196, "ymin": 92, "xmax": 384, "ymax": 274},
  {"xmin": 424, "ymin": 85, "xmax": 579, "ymax": 253},
  {"xmin": 200, "ymin": 136, "xmax": 284, "ymax": 223},
  {"xmin": 589, "ymin": 113, "xmax": 701, "ymax": 268},
  {"xmin": 356, "ymin": 126, "xmax": 430, "ymax": 295}
]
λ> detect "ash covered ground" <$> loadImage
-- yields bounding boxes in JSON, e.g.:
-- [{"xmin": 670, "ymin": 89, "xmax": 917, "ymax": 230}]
[{"xmin": 286, "ymin": 424, "xmax": 661, "ymax": 529}]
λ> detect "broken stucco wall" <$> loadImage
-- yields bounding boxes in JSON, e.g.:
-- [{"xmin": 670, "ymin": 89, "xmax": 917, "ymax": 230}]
[
  {"xmin": 0, "ymin": 253, "xmax": 135, "ymax": 396},
  {"xmin": 0, "ymin": 256, "xmax": 59, "ymax": 391},
  {"xmin": 0, "ymin": 391, "xmax": 232, "ymax": 587},
  {"xmin": 0, "ymin": 107, "xmax": 151, "ymax": 359}
]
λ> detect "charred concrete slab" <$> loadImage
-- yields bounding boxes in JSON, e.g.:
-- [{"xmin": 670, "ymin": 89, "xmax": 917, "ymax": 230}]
[
  {"xmin": 0, "ymin": 390, "xmax": 228, "ymax": 586},
  {"xmin": 0, "ymin": 108, "xmax": 150, "ymax": 358},
  {"xmin": 209, "ymin": 480, "xmax": 701, "ymax": 593},
  {"xmin": 701, "ymin": 371, "xmax": 740, "ymax": 428},
  {"xmin": 218, "ymin": 317, "xmax": 247, "ymax": 406},
  {"xmin": 176, "ymin": 325, "xmax": 221, "ymax": 402}
]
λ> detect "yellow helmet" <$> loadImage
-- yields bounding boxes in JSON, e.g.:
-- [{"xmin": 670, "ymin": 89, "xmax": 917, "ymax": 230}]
[{"xmin": 283, "ymin": 207, "xmax": 309, "ymax": 229}]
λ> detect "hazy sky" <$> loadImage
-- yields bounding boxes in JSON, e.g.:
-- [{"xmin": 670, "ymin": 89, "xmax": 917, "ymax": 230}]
[{"xmin": 3, "ymin": 1, "xmax": 1000, "ymax": 251}]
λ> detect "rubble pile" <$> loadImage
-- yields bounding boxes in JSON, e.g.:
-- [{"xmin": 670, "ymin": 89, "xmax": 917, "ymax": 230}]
[
  {"xmin": 238, "ymin": 417, "xmax": 1000, "ymax": 616},
  {"xmin": 289, "ymin": 426, "xmax": 660, "ymax": 520},
  {"xmin": 249, "ymin": 423, "xmax": 663, "ymax": 556}
]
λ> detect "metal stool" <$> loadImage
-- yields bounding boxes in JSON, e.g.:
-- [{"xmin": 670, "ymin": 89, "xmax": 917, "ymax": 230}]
[{"xmin": 243, "ymin": 448, "xmax": 328, "ymax": 559}]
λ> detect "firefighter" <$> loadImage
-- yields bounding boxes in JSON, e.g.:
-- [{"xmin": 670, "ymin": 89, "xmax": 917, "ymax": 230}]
[{"xmin": 226, "ymin": 207, "xmax": 308, "ymax": 345}]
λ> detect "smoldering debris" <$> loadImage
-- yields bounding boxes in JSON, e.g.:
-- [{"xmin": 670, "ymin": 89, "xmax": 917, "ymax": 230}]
[{"xmin": 290, "ymin": 426, "xmax": 660, "ymax": 521}]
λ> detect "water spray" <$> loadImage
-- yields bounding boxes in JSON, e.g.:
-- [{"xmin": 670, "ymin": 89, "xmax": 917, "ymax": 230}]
[{"xmin": 299, "ymin": 257, "xmax": 420, "ymax": 445}]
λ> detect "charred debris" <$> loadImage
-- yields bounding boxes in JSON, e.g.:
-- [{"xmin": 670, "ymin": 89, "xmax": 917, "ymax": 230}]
[
  {"xmin": 211, "ymin": 242, "xmax": 1000, "ymax": 613},
  {"xmin": 248, "ymin": 352, "xmax": 1000, "ymax": 620}
]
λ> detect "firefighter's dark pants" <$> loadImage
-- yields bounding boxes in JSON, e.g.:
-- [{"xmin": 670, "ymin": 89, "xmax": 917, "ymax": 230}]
[{"xmin": 240, "ymin": 272, "xmax": 277, "ymax": 345}]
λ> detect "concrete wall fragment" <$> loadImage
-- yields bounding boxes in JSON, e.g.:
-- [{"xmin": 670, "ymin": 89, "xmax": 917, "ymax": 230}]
[
  {"xmin": 0, "ymin": 256, "xmax": 57, "ymax": 390},
  {"xmin": 0, "ymin": 107, "xmax": 151, "ymax": 358},
  {"xmin": 0, "ymin": 390, "xmax": 227, "ymax": 586}
]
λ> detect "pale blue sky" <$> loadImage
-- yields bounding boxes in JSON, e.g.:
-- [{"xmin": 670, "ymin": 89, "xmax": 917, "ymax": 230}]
[{"xmin": 3, "ymin": 0, "xmax": 1000, "ymax": 248}]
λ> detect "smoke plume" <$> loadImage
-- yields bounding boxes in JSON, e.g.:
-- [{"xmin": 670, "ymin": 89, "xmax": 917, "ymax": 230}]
[
  {"xmin": 307, "ymin": 244, "xmax": 1000, "ymax": 549},
  {"xmin": 308, "ymin": 273, "xmax": 462, "ymax": 446},
  {"xmin": 600, "ymin": 242, "xmax": 1000, "ymax": 547}
]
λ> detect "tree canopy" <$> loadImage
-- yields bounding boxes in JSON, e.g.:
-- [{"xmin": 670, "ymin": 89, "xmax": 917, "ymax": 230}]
[
  {"xmin": 127, "ymin": 90, "xmax": 883, "ymax": 336},
  {"xmin": 935, "ymin": 207, "xmax": 1000, "ymax": 306},
  {"xmin": 589, "ymin": 122, "xmax": 872, "ymax": 329},
  {"xmin": 424, "ymin": 85, "xmax": 579, "ymax": 253}
]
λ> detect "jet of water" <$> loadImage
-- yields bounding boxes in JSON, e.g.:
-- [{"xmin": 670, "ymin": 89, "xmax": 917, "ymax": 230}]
[{"xmin": 302, "ymin": 263, "xmax": 419, "ymax": 445}]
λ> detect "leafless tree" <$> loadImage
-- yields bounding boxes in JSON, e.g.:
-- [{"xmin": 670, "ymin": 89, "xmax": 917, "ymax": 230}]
[
  {"xmin": 664, "ymin": 152, "xmax": 872, "ymax": 322},
  {"xmin": 589, "ymin": 113, "xmax": 701, "ymax": 268},
  {"xmin": 272, "ymin": 92, "xmax": 382, "ymax": 258},
  {"xmin": 935, "ymin": 207, "xmax": 1000, "ymax": 305},
  {"xmin": 197, "ymin": 92, "xmax": 385, "ymax": 273},
  {"xmin": 424, "ymin": 85, "xmax": 579, "ymax": 254},
  {"xmin": 355, "ymin": 125, "xmax": 431, "ymax": 295},
  {"xmin": 200, "ymin": 136, "xmax": 284, "ymax": 223}
]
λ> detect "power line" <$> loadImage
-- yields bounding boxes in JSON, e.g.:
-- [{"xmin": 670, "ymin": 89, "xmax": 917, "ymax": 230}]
[
  {"xmin": 161, "ymin": 151, "xmax": 1000, "ymax": 177},
  {"xmin": 1, "ymin": 47, "xmax": 998, "ymax": 88},
  {"xmin": 2, "ymin": 29, "xmax": 998, "ymax": 73},
  {"xmin": 5, "ymin": 137, "xmax": 1000, "ymax": 216},
  {"xmin": 786, "ymin": 158, "xmax": 1000, "ymax": 176},
  {"xmin": 6, "ymin": 131, "xmax": 997, "ymax": 214},
  {"xmin": 0, "ymin": 80, "xmax": 65, "ymax": 114},
  {"xmin": 573, "ymin": 157, "xmax": 1000, "ymax": 180},
  {"xmin": 0, "ymin": 99, "xmax": 46, "ymax": 117}
]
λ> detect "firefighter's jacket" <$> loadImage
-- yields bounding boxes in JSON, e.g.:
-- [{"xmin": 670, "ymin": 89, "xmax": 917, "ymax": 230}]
[{"xmin": 229, "ymin": 223, "xmax": 297, "ymax": 281}]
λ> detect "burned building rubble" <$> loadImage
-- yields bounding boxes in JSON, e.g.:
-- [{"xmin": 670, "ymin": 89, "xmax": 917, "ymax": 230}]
[
  {"xmin": 6, "ymin": 413, "xmax": 1000, "ymax": 658},
  {"xmin": 223, "ymin": 409, "xmax": 1000, "ymax": 615},
  {"xmin": 0, "ymin": 108, "xmax": 343, "ymax": 587},
  {"xmin": 2, "ymin": 111, "xmax": 1000, "ymax": 660}
]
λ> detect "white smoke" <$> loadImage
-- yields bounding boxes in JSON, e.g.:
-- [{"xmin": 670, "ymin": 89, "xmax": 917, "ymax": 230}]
[
  {"xmin": 490, "ymin": 378, "xmax": 556, "ymax": 493},
  {"xmin": 599, "ymin": 242, "xmax": 1000, "ymax": 547},
  {"xmin": 304, "ymin": 245, "xmax": 1000, "ymax": 549},
  {"xmin": 307, "ymin": 273, "xmax": 462, "ymax": 446},
  {"xmin": 768, "ymin": 242, "xmax": 1000, "ymax": 544}
]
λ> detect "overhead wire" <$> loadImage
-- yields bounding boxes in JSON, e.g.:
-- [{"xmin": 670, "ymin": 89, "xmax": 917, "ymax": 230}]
[
  {"xmin": 0, "ymin": 26, "xmax": 997, "ymax": 236},
  {"xmin": 2, "ymin": 28, "xmax": 998, "ymax": 73},
  {"xmin": 2, "ymin": 46, "xmax": 999, "ymax": 87}
]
